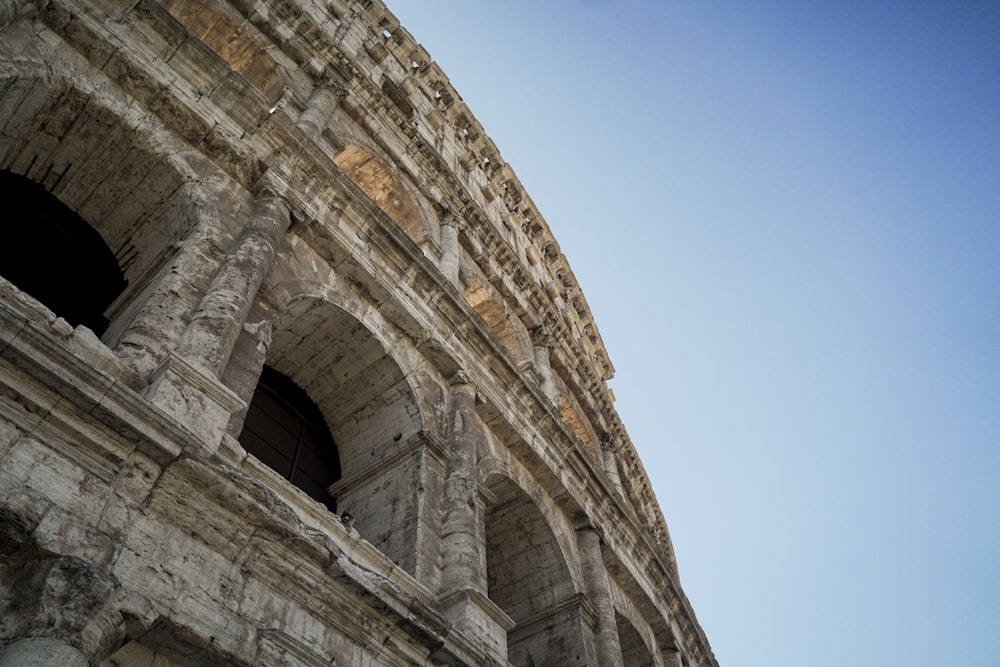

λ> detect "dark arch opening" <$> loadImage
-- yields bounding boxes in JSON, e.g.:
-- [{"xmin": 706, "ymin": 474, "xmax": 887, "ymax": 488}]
[
  {"xmin": 238, "ymin": 366, "xmax": 342, "ymax": 512},
  {"xmin": 0, "ymin": 169, "xmax": 127, "ymax": 336}
]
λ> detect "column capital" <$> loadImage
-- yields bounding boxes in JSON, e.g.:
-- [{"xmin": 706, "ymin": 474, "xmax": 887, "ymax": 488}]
[
  {"xmin": 449, "ymin": 369, "xmax": 473, "ymax": 389},
  {"xmin": 599, "ymin": 430, "xmax": 617, "ymax": 452},
  {"xmin": 438, "ymin": 204, "xmax": 455, "ymax": 226},
  {"xmin": 440, "ymin": 204, "xmax": 473, "ymax": 233},
  {"xmin": 530, "ymin": 324, "xmax": 549, "ymax": 347},
  {"xmin": 574, "ymin": 519, "xmax": 600, "ymax": 536},
  {"xmin": 251, "ymin": 170, "xmax": 289, "ymax": 204},
  {"xmin": 319, "ymin": 81, "xmax": 350, "ymax": 101}
]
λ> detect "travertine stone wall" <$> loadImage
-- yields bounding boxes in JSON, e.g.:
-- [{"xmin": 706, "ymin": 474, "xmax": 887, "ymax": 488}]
[{"xmin": 0, "ymin": 1, "xmax": 717, "ymax": 665}]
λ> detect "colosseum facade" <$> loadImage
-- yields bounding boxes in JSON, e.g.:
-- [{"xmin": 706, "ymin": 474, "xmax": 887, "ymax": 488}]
[{"xmin": 0, "ymin": 0, "xmax": 717, "ymax": 665}]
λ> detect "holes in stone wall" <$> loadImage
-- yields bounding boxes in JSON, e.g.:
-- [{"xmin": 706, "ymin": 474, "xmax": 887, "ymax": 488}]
[{"xmin": 381, "ymin": 78, "xmax": 414, "ymax": 117}]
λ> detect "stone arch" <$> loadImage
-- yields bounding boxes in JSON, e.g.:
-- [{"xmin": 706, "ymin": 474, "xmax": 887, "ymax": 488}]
[
  {"xmin": 556, "ymin": 390, "xmax": 600, "ymax": 463},
  {"xmin": 248, "ymin": 284, "xmax": 440, "ymax": 578},
  {"xmin": 0, "ymin": 169, "xmax": 126, "ymax": 336},
  {"xmin": 0, "ymin": 58, "xmax": 221, "ymax": 359},
  {"xmin": 267, "ymin": 278, "xmax": 436, "ymax": 437},
  {"xmin": 482, "ymin": 469, "xmax": 590, "ymax": 666},
  {"xmin": 238, "ymin": 364, "xmax": 341, "ymax": 512},
  {"xmin": 265, "ymin": 295, "xmax": 423, "ymax": 457},
  {"xmin": 161, "ymin": 0, "xmax": 287, "ymax": 106},
  {"xmin": 609, "ymin": 562, "xmax": 681, "ymax": 667},
  {"xmin": 463, "ymin": 282, "xmax": 533, "ymax": 369},
  {"xmin": 617, "ymin": 613, "xmax": 656, "ymax": 667},
  {"xmin": 333, "ymin": 144, "xmax": 428, "ymax": 243}
]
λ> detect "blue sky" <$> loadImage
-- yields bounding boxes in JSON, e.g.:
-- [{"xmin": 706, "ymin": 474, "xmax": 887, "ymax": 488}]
[{"xmin": 384, "ymin": 2, "xmax": 1000, "ymax": 665}]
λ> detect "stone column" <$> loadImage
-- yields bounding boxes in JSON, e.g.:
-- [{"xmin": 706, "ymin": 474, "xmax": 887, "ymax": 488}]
[
  {"xmin": 173, "ymin": 194, "xmax": 290, "ymax": 377},
  {"xmin": 114, "ymin": 240, "xmax": 223, "ymax": 384},
  {"xmin": 664, "ymin": 647, "xmax": 684, "ymax": 667},
  {"xmin": 601, "ymin": 432, "xmax": 626, "ymax": 499},
  {"xmin": 439, "ymin": 372, "xmax": 484, "ymax": 594},
  {"xmin": 296, "ymin": 83, "xmax": 346, "ymax": 141},
  {"xmin": 144, "ymin": 192, "xmax": 289, "ymax": 453},
  {"xmin": 439, "ymin": 209, "xmax": 460, "ymax": 285},
  {"xmin": 531, "ymin": 326, "xmax": 557, "ymax": 401},
  {"xmin": 437, "ymin": 373, "xmax": 513, "ymax": 661},
  {"xmin": 221, "ymin": 301, "xmax": 276, "ymax": 440},
  {"xmin": 577, "ymin": 526, "xmax": 624, "ymax": 667}
]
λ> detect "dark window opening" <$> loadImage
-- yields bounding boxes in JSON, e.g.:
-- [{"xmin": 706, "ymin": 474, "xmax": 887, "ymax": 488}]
[
  {"xmin": 0, "ymin": 169, "xmax": 128, "ymax": 337},
  {"xmin": 238, "ymin": 366, "xmax": 341, "ymax": 512}
]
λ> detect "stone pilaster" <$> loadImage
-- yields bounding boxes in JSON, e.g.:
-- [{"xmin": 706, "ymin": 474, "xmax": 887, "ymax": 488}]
[
  {"xmin": 531, "ymin": 326, "xmax": 557, "ymax": 401},
  {"xmin": 296, "ymin": 83, "xmax": 346, "ymax": 141},
  {"xmin": 577, "ymin": 525, "xmax": 624, "ymax": 667},
  {"xmin": 145, "ymin": 192, "xmax": 289, "ymax": 454},
  {"xmin": 221, "ymin": 299, "xmax": 277, "ymax": 440},
  {"xmin": 173, "ymin": 193, "xmax": 290, "ymax": 376},
  {"xmin": 601, "ymin": 431, "xmax": 626, "ymax": 499},
  {"xmin": 439, "ymin": 208, "xmax": 460, "ymax": 285},
  {"xmin": 439, "ymin": 372, "xmax": 484, "ymax": 595},
  {"xmin": 664, "ymin": 647, "xmax": 684, "ymax": 667},
  {"xmin": 113, "ymin": 238, "xmax": 223, "ymax": 384},
  {"xmin": 438, "ymin": 373, "xmax": 514, "ymax": 661}
]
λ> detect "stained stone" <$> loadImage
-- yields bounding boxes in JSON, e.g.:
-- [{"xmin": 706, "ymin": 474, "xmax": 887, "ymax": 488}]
[{"xmin": 0, "ymin": 2, "xmax": 715, "ymax": 666}]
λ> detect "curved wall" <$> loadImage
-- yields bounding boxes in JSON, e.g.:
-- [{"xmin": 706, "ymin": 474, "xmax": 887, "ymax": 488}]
[{"xmin": 0, "ymin": 1, "xmax": 716, "ymax": 666}]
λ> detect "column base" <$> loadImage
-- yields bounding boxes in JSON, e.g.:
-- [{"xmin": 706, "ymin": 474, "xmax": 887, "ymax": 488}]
[
  {"xmin": 439, "ymin": 587, "xmax": 514, "ymax": 664},
  {"xmin": 144, "ymin": 352, "xmax": 245, "ymax": 456}
]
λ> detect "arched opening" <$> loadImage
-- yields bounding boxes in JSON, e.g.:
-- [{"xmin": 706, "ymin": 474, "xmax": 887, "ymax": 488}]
[
  {"xmin": 251, "ymin": 295, "xmax": 436, "ymax": 577},
  {"xmin": 464, "ymin": 282, "xmax": 532, "ymax": 368},
  {"xmin": 333, "ymin": 144, "xmax": 426, "ymax": 243},
  {"xmin": 0, "ymin": 169, "xmax": 127, "ymax": 336},
  {"xmin": 557, "ymin": 394, "xmax": 599, "ymax": 462},
  {"xmin": 616, "ymin": 613, "xmax": 655, "ymax": 667},
  {"xmin": 0, "ymin": 66, "xmax": 211, "ymax": 376},
  {"xmin": 238, "ymin": 365, "xmax": 340, "ymax": 512},
  {"xmin": 485, "ymin": 475, "xmax": 588, "ymax": 666}
]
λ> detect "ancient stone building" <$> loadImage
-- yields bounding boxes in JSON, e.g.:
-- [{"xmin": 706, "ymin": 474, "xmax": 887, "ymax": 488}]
[{"xmin": 0, "ymin": 0, "xmax": 718, "ymax": 665}]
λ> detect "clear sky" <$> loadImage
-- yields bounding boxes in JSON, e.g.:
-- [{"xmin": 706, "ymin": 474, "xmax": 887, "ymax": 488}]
[{"xmin": 384, "ymin": 2, "xmax": 1000, "ymax": 665}]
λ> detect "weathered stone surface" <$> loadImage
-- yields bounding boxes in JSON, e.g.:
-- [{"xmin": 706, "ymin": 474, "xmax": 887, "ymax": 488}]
[{"xmin": 0, "ymin": 2, "xmax": 717, "ymax": 666}]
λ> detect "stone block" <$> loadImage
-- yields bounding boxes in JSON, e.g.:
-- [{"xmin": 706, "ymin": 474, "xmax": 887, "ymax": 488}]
[{"xmin": 143, "ymin": 352, "xmax": 245, "ymax": 456}]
